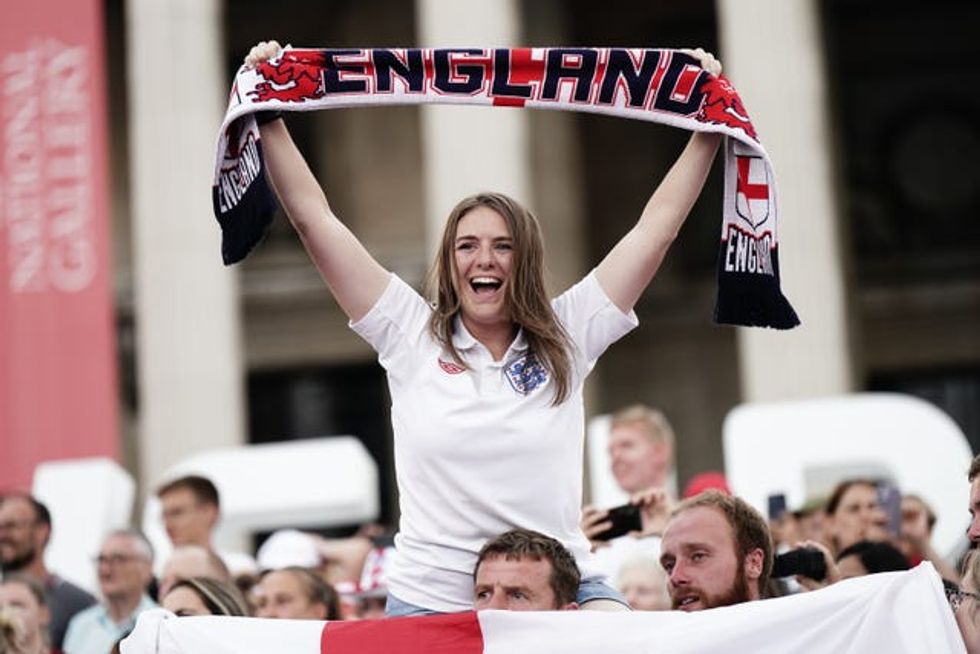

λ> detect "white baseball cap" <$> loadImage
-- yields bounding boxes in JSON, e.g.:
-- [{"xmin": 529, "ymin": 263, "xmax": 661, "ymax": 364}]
[{"xmin": 256, "ymin": 529, "xmax": 321, "ymax": 570}]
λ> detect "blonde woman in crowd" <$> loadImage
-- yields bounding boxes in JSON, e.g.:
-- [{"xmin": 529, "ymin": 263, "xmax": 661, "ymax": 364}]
[
  {"xmin": 161, "ymin": 577, "xmax": 250, "ymax": 617},
  {"xmin": 252, "ymin": 567, "xmax": 340, "ymax": 620},
  {"xmin": 0, "ymin": 575, "xmax": 49, "ymax": 654}
]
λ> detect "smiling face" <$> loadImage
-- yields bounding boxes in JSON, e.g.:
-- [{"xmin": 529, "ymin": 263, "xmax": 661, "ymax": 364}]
[
  {"xmin": 453, "ymin": 206, "xmax": 514, "ymax": 334},
  {"xmin": 660, "ymin": 506, "xmax": 756, "ymax": 612}
]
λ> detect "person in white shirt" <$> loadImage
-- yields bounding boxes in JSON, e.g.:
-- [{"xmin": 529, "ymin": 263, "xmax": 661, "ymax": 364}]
[
  {"xmin": 63, "ymin": 530, "xmax": 156, "ymax": 654},
  {"xmin": 582, "ymin": 405, "xmax": 677, "ymax": 581},
  {"xmin": 245, "ymin": 40, "xmax": 722, "ymax": 616}
]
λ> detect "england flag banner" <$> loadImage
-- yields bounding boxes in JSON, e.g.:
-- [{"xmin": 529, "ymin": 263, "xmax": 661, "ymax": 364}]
[{"xmin": 122, "ymin": 563, "xmax": 964, "ymax": 653}]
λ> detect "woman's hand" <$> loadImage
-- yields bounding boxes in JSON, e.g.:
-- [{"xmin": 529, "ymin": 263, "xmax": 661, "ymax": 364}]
[
  {"xmin": 681, "ymin": 47, "xmax": 722, "ymax": 77},
  {"xmin": 245, "ymin": 40, "xmax": 286, "ymax": 68}
]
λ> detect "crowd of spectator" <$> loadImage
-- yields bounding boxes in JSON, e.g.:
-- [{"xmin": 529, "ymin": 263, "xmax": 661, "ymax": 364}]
[{"xmin": 1, "ymin": 404, "xmax": 978, "ymax": 652}]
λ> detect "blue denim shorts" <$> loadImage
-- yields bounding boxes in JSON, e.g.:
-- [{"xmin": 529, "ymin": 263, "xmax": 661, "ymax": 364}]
[
  {"xmin": 576, "ymin": 577, "xmax": 630, "ymax": 607},
  {"xmin": 385, "ymin": 577, "xmax": 629, "ymax": 617}
]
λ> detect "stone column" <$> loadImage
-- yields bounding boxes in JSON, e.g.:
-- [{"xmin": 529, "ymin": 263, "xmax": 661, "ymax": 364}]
[
  {"xmin": 717, "ymin": 0, "xmax": 855, "ymax": 400},
  {"xmin": 126, "ymin": 0, "xmax": 245, "ymax": 489},
  {"xmin": 415, "ymin": 0, "xmax": 530, "ymax": 255}
]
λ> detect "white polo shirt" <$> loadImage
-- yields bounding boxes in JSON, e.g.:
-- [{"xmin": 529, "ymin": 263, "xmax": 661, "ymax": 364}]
[{"xmin": 351, "ymin": 271, "xmax": 637, "ymax": 612}]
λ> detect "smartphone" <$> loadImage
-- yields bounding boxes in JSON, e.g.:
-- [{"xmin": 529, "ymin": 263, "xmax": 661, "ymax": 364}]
[
  {"xmin": 593, "ymin": 503, "xmax": 643, "ymax": 541},
  {"xmin": 772, "ymin": 547, "xmax": 827, "ymax": 581},
  {"xmin": 877, "ymin": 482, "xmax": 902, "ymax": 538},
  {"xmin": 767, "ymin": 493, "xmax": 788, "ymax": 521}
]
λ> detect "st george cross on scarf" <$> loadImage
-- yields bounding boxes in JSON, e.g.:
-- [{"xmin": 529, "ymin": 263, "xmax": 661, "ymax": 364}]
[{"xmin": 211, "ymin": 47, "xmax": 800, "ymax": 329}]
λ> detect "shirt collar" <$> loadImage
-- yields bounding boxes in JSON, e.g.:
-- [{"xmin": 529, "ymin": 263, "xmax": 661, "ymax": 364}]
[
  {"xmin": 451, "ymin": 315, "xmax": 478, "ymax": 351},
  {"xmin": 509, "ymin": 328, "xmax": 529, "ymax": 353},
  {"xmin": 97, "ymin": 594, "xmax": 156, "ymax": 630},
  {"xmin": 451, "ymin": 316, "xmax": 528, "ymax": 356}
]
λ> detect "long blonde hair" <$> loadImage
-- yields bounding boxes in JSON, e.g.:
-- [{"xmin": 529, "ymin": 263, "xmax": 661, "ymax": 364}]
[
  {"xmin": 426, "ymin": 192, "xmax": 573, "ymax": 405},
  {"xmin": 0, "ymin": 575, "xmax": 48, "ymax": 654},
  {"xmin": 0, "ymin": 609, "xmax": 24, "ymax": 654}
]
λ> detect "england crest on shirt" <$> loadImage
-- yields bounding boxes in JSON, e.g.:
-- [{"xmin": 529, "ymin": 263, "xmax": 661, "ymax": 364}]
[{"xmin": 505, "ymin": 355, "xmax": 548, "ymax": 395}]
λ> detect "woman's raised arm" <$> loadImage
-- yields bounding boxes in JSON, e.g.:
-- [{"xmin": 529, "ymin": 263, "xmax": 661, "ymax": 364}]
[
  {"xmin": 595, "ymin": 48, "xmax": 723, "ymax": 314},
  {"xmin": 247, "ymin": 41, "xmax": 390, "ymax": 321}
]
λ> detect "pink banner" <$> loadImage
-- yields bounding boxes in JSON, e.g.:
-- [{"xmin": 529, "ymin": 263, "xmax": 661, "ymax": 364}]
[{"xmin": 0, "ymin": 0, "xmax": 118, "ymax": 490}]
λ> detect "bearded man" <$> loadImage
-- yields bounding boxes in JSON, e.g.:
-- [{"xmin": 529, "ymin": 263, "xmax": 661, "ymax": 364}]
[{"xmin": 659, "ymin": 490, "xmax": 772, "ymax": 611}]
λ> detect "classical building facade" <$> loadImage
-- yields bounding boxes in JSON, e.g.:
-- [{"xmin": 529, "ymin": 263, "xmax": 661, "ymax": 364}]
[{"xmin": 107, "ymin": 0, "xmax": 979, "ymax": 521}]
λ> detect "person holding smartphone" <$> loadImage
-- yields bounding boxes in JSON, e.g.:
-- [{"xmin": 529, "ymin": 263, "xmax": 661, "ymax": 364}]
[
  {"xmin": 581, "ymin": 406, "xmax": 677, "ymax": 583},
  {"xmin": 245, "ymin": 41, "xmax": 723, "ymax": 616}
]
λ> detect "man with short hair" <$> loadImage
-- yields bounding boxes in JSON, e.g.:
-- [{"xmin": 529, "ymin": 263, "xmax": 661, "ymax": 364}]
[
  {"xmin": 0, "ymin": 493, "xmax": 95, "ymax": 650},
  {"xmin": 606, "ymin": 405, "xmax": 676, "ymax": 496},
  {"xmin": 156, "ymin": 475, "xmax": 256, "ymax": 579},
  {"xmin": 156, "ymin": 476, "xmax": 221, "ymax": 549},
  {"xmin": 659, "ymin": 490, "xmax": 773, "ymax": 611},
  {"xmin": 967, "ymin": 455, "xmax": 980, "ymax": 546},
  {"xmin": 63, "ymin": 530, "xmax": 156, "ymax": 654},
  {"xmin": 473, "ymin": 529, "xmax": 580, "ymax": 611}
]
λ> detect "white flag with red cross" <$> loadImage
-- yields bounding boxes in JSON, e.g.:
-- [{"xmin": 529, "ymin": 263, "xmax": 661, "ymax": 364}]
[{"xmin": 122, "ymin": 564, "xmax": 962, "ymax": 654}]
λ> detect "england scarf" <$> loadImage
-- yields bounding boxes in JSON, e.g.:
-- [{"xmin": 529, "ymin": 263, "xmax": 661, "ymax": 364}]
[
  {"xmin": 121, "ymin": 564, "xmax": 962, "ymax": 653},
  {"xmin": 212, "ymin": 47, "xmax": 800, "ymax": 329}
]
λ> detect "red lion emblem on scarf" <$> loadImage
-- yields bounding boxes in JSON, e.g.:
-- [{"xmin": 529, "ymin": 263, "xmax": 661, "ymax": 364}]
[
  {"xmin": 249, "ymin": 51, "xmax": 326, "ymax": 103},
  {"xmin": 696, "ymin": 76, "xmax": 758, "ymax": 141}
]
